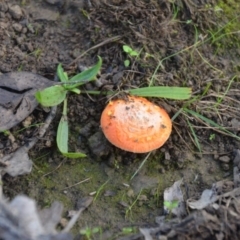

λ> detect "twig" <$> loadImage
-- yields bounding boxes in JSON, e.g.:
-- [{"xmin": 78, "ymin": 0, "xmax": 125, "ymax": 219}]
[
  {"xmin": 41, "ymin": 159, "xmax": 65, "ymax": 178},
  {"xmin": 130, "ymin": 152, "xmax": 151, "ymax": 180},
  {"xmin": 62, "ymin": 197, "xmax": 93, "ymax": 232},
  {"xmin": 62, "ymin": 178, "xmax": 91, "ymax": 190},
  {"xmin": 67, "ymin": 35, "xmax": 122, "ymax": 66}
]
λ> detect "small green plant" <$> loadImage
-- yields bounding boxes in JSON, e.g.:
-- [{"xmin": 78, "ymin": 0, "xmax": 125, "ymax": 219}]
[
  {"xmin": 80, "ymin": 226, "xmax": 101, "ymax": 240},
  {"xmin": 30, "ymin": 48, "xmax": 42, "ymax": 60},
  {"xmin": 0, "ymin": 130, "xmax": 10, "ymax": 136},
  {"xmin": 209, "ymin": 133, "xmax": 216, "ymax": 141},
  {"xmin": 36, "ymin": 57, "xmax": 102, "ymax": 158},
  {"xmin": 164, "ymin": 200, "xmax": 179, "ymax": 219},
  {"xmin": 123, "ymin": 45, "xmax": 139, "ymax": 67},
  {"xmin": 164, "ymin": 200, "xmax": 179, "ymax": 212}
]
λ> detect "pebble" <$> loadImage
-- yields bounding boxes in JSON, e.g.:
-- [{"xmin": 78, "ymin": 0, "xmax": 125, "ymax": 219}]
[
  {"xmin": 8, "ymin": 5, "xmax": 23, "ymax": 20},
  {"xmin": 12, "ymin": 23, "xmax": 22, "ymax": 32},
  {"xmin": 0, "ymin": 2, "xmax": 8, "ymax": 12},
  {"xmin": 0, "ymin": 50, "xmax": 5, "ymax": 57},
  {"xmin": 44, "ymin": 0, "xmax": 65, "ymax": 6},
  {"xmin": 222, "ymin": 163, "xmax": 230, "ymax": 171},
  {"xmin": 218, "ymin": 156, "xmax": 231, "ymax": 163}
]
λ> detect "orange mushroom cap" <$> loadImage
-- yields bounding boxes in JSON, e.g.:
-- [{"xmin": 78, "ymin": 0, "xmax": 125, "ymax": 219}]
[{"xmin": 100, "ymin": 96, "xmax": 172, "ymax": 153}]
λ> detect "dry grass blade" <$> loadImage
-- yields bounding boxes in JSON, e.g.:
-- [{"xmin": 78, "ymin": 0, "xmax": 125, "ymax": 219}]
[
  {"xmin": 67, "ymin": 35, "xmax": 122, "ymax": 66},
  {"xmin": 184, "ymin": 108, "xmax": 240, "ymax": 141}
]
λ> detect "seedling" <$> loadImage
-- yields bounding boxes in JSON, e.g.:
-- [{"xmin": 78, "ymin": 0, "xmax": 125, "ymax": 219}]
[
  {"xmin": 164, "ymin": 200, "xmax": 179, "ymax": 216},
  {"xmin": 80, "ymin": 226, "xmax": 101, "ymax": 240},
  {"xmin": 123, "ymin": 45, "xmax": 139, "ymax": 67},
  {"xmin": 209, "ymin": 133, "xmax": 215, "ymax": 141},
  {"xmin": 36, "ymin": 57, "xmax": 102, "ymax": 158}
]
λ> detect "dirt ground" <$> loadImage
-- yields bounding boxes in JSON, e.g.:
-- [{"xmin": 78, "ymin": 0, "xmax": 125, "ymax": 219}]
[{"xmin": 0, "ymin": 0, "xmax": 240, "ymax": 239}]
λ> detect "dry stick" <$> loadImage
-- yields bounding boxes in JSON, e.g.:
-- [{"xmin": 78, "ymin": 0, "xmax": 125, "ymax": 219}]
[
  {"xmin": 0, "ymin": 175, "xmax": 2, "ymax": 200},
  {"xmin": 67, "ymin": 35, "xmax": 122, "ymax": 67},
  {"xmin": 23, "ymin": 105, "xmax": 57, "ymax": 151},
  {"xmin": 41, "ymin": 159, "xmax": 65, "ymax": 178},
  {"xmin": 62, "ymin": 197, "xmax": 93, "ymax": 233},
  {"xmin": 62, "ymin": 177, "xmax": 91, "ymax": 191}
]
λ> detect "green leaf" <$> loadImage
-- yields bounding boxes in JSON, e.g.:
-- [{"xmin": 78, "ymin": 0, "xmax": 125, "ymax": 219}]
[
  {"xmin": 164, "ymin": 200, "xmax": 179, "ymax": 210},
  {"xmin": 129, "ymin": 86, "xmax": 192, "ymax": 100},
  {"xmin": 62, "ymin": 152, "xmax": 86, "ymax": 158},
  {"xmin": 57, "ymin": 115, "xmax": 86, "ymax": 158},
  {"xmin": 70, "ymin": 88, "xmax": 81, "ymax": 94},
  {"xmin": 35, "ymin": 85, "xmax": 67, "ymax": 107},
  {"xmin": 57, "ymin": 64, "xmax": 68, "ymax": 82},
  {"xmin": 67, "ymin": 56, "xmax": 102, "ymax": 88},
  {"xmin": 124, "ymin": 59, "xmax": 130, "ymax": 67},
  {"xmin": 123, "ymin": 45, "xmax": 133, "ymax": 53},
  {"xmin": 129, "ymin": 50, "xmax": 138, "ymax": 56},
  {"xmin": 186, "ymin": 118, "xmax": 202, "ymax": 153},
  {"xmin": 57, "ymin": 115, "xmax": 68, "ymax": 153}
]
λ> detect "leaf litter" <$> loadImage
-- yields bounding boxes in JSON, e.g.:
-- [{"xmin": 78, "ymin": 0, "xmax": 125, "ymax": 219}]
[{"xmin": 0, "ymin": 72, "xmax": 53, "ymax": 131}]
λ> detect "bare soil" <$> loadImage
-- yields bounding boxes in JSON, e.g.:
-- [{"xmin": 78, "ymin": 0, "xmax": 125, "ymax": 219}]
[{"xmin": 0, "ymin": 0, "xmax": 240, "ymax": 239}]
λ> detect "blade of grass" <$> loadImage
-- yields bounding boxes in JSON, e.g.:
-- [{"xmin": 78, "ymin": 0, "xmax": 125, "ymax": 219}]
[
  {"xmin": 186, "ymin": 118, "xmax": 202, "ymax": 153},
  {"xmin": 184, "ymin": 108, "xmax": 240, "ymax": 140},
  {"xmin": 57, "ymin": 115, "xmax": 68, "ymax": 153},
  {"xmin": 57, "ymin": 99, "xmax": 86, "ymax": 158},
  {"xmin": 67, "ymin": 56, "xmax": 102, "ymax": 88},
  {"xmin": 57, "ymin": 64, "xmax": 68, "ymax": 82},
  {"xmin": 130, "ymin": 152, "xmax": 151, "ymax": 180},
  {"xmin": 129, "ymin": 86, "xmax": 192, "ymax": 100}
]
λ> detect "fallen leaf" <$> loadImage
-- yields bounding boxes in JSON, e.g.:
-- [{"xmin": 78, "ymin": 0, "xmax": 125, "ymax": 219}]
[
  {"xmin": 187, "ymin": 189, "xmax": 218, "ymax": 210},
  {"xmin": 0, "ymin": 72, "xmax": 53, "ymax": 131},
  {"xmin": 163, "ymin": 179, "xmax": 186, "ymax": 218}
]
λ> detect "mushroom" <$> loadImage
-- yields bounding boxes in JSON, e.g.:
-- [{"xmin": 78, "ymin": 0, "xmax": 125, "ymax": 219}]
[{"xmin": 100, "ymin": 96, "xmax": 172, "ymax": 153}]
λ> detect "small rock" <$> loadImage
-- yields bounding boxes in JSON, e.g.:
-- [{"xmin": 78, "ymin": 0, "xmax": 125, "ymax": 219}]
[
  {"xmin": 104, "ymin": 190, "xmax": 116, "ymax": 197},
  {"xmin": 45, "ymin": 140, "xmax": 52, "ymax": 148},
  {"xmin": 118, "ymin": 201, "xmax": 129, "ymax": 208},
  {"xmin": 165, "ymin": 151, "xmax": 171, "ymax": 160},
  {"xmin": 138, "ymin": 195, "xmax": 148, "ymax": 201},
  {"xmin": 0, "ymin": 63, "xmax": 11, "ymax": 72},
  {"xmin": 44, "ymin": 0, "xmax": 65, "ymax": 7},
  {"xmin": 219, "ymin": 155, "xmax": 231, "ymax": 163},
  {"xmin": 59, "ymin": 218, "xmax": 68, "ymax": 228},
  {"xmin": 71, "ymin": 48, "xmax": 81, "ymax": 59},
  {"xmin": 0, "ymin": 12, "xmax": 5, "ymax": 18},
  {"xmin": 22, "ymin": 116, "xmax": 33, "ymax": 128},
  {"xmin": 222, "ymin": 163, "xmax": 230, "ymax": 171},
  {"xmin": 0, "ymin": 50, "xmax": 5, "ymax": 57},
  {"xmin": 213, "ymin": 150, "xmax": 219, "ymax": 160},
  {"xmin": 0, "ymin": 2, "xmax": 8, "ymax": 12},
  {"xmin": 231, "ymin": 118, "xmax": 240, "ymax": 130},
  {"xmin": 131, "ymin": 175, "xmax": 159, "ymax": 194},
  {"xmin": 12, "ymin": 23, "xmax": 22, "ymax": 32},
  {"xmin": 30, "ymin": 8, "xmax": 59, "ymax": 21},
  {"xmin": 127, "ymin": 189, "xmax": 134, "ymax": 198},
  {"xmin": 8, "ymin": 5, "xmax": 23, "ymax": 20},
  {"xmin": 88, "ymin": 131, "xmax": 110, "ymax": 157},
  {"xmin": 0, "ymin": 21, "xmax": 9, "ymax": 29}
]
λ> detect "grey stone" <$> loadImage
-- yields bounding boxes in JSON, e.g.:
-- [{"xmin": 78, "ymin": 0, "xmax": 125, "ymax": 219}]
[
  {"xmin": 12, "ymin": 23, "xmax": 22, "ymax": 32},
  {"xmin": 219, "ymin": 155, "xmax": 231, "ymax": 163},
  {"xmin": 8, "ymin": 5, "xmax": 23, "ymax": 20}
]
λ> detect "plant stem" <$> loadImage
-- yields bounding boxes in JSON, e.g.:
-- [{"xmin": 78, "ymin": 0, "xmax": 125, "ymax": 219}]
[{"xmin": 63, "ymin": 98, "xmax": 68, "ymax": 116}]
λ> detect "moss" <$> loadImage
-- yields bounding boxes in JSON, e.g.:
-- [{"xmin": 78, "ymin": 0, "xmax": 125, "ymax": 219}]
[{"xmin": 210, "ymin": 0, "xmax": 240, "ymax": 53}]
